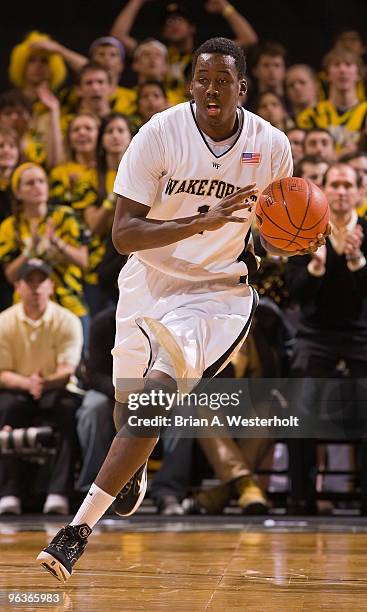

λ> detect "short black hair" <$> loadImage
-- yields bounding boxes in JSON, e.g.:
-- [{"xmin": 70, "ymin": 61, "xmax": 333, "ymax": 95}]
[
  {"xmin": 339, "ymin": 151, "xmax": 367, "ymax": 164},
  {"xmin": 305, "ymin": 127, "xmax": 336, "ymax": 144},
  {"xmin": 294, "ymin": 155, "xmax": 329, "ymax": 177},
  {"xmin": 78, "ymin": 61, "xmax": 112, "ymax": 85},
  {"xmin": 137, "ymin": 80, "xmax": 167, "ymax": 100},
  {"xmin": 191, "ymin": 37, "xmax": 246, "ymax": 79},
  {"xmin": 322, "ymin": 162, "xmax": 362, "ymax": 188},
  {"xmin": 0, "ymin": 89, "xmax": 33, "ymax": 115}
]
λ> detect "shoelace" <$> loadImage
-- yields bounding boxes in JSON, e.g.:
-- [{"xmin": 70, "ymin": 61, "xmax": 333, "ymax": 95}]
[
  {"xmin": 120, "ymin": 471, "xmax": 142, "ymax": 498},
  {"xmin": 53, "ymin": 529, "xmax": 73, "ymax": 552}
]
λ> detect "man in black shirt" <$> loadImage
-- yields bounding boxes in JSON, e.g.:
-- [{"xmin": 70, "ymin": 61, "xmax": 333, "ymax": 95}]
[{"xmin": 286, "ymin": 163, "xmax": 367, "ymax": 512}]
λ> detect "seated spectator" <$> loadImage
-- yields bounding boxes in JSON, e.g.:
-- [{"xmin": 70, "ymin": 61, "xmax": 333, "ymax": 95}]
[
  {"xmin": 254, "ymin": 91, "xmax": 293, "ymax": 132},
  {"xmin": 285, "ymin": 64, "xmax": 319, "ymax": 119},
  {"xmin": 286, "ymin": 127, "xmax": 306, "ymax": 166},
  {"xmin": 49, "ymin": 112, "xmax": 100, "ymax": 207},
  {"xmin": 285, "ymin": 163, "xmax": 367, "ymax": 513},
  {"xmin": 298, "ymin": 49, "xmax": 367, "ymax": 156},
  {"xmin": 111, "ymin": 0, "xmax": 258, "ymax": 91},
  {"xmin": 31, "ymin": 35, "xmax": 136, "ymax": 117},
  {"xmin": 319, "ymin": 29, "xmax": 366, "ymax": 102},
  {"xmin": 0, "ymin": 163, "xmax": 88, "ymax": 324},
  {"xmin": 130, "ymin": 81, "xmax": 170, "ymax": 133},
  {"xmin": 247, "ymin": 41, "xmax": 287, "ymax": 110},
  {"xmin": 0, "ymin": 258, "xmax": 83, "ymax": 515},
  {"xmin": 0, "ymin": 128, "xmax": 21, "ymax": 311},
  {"xmin": 304, "ymin": 128, "xmax": 336, "ymax": 162},
  {"xmin": 339, "ymin": 152, "xmax": 367, "ymax": 215},
  {"xmin": 0, "ymin": 89, "xmax": 61, "ymax": 168},
  {"xmin": 8, "ymin": 32, "xmax": 65, "ymax": 167},
  {"xmin": 76, "ymin": 306, "xmax": 116, "ymax": 492},
  {"xmin": 294, "ymin": 155, "xmax": 329, "ymax": 188}
]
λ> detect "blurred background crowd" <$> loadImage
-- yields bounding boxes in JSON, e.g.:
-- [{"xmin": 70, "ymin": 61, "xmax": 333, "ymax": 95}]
[{"xmin": 0, "ymin": 0, "xmax": 367, "ymax": 518}]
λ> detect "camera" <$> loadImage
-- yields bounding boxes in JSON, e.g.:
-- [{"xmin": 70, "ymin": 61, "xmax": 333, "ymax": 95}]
[{"xmin": 0, "ymin": 427, "xmax": 57, "ymax": 455}]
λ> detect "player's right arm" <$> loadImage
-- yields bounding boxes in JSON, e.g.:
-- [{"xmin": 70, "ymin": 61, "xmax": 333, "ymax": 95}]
[{"xmin": 112, "ymin": 185, "xmax": 258, "ymax": 254}]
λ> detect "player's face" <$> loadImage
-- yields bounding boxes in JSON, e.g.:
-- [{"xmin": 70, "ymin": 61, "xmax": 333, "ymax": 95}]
[
  {"xmin": 304, "ymin": 132, "xmax": 336, "ymax": 162},
  {"xmin": 301, "ymin": 161, "xmax": 329, "ymax": 188},
  {"xmin": 25, "ymin": 54, "xmax": 51, "ymax": 86},
  {"xmin": 348, "ymin": 156, "xmax": 367, "ymax": 195},
  {"xmin": 256, "ymin": 93, "xmax": 286, "ymax": 126},
  {"xmin": 286, "ymin": 67, "xmax": 318, "ymax": 107},
  {"xmin": 287, "ymin": 129, "xmax": 305, "ymax": 164},
  {"xmin": 69, "ymin": 116, "xmax": 99, "ymax": 154},
  {"xmin": 324, "ymin": 166, "xmax": 360, "ymax": 212},
  {"xmin": 102, "ymin": 117, "xmax": 131, "ymax": 156},
  {"xmin": 254, "ymin": 55, "xmax": 285, "ymax": 88},
  {"xmin": 327, "ymin": 60, "xmax": 359, "ymax": 91},
  {"xmin": 138, "ymin": 85, "xmax": 168, "ymax": 121},
  {"xmin": 191, "ymin": 54, "xmax": 245, "ymax": 137},
  {"xmin": 79, "ymin": 70, "xmax": 111, "ymax": 107},
  {"xmin": 91, "ymin": 45, "xmax": 123, "ymax": 78},
  {"xmin": 0, "ymin": 135, "xmax": 19, "ymax": 170},
  {"xmin": 0, "ymin": 106, "xmax": 31, "ymax": 136},
  {"xmin": 16, "ymin": 167, "xmax": 49, "ymax": 206}
]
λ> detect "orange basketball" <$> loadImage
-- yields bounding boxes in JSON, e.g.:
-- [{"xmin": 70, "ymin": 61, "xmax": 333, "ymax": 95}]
[{"xmin": 255, "ymin": 177, "xmax": 330, "ymax": 253}]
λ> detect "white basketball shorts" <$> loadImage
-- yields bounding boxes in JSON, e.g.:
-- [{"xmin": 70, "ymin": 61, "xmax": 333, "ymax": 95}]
[{"xmin": 112, "ymin": 256, "xmax": 258, "ymax": 402}]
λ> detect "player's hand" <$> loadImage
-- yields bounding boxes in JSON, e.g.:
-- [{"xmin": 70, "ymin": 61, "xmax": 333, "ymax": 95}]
[
  {"xmin": 295, "ymin": 223, "xmax": 332, "ymax": 255},
  {"xmin": 197, "ymin": 184, "xmax": 258, "ymax": 232},
  {"xmin": 344, "ymin": 224, "xmax": 363, "ymax": 260}
]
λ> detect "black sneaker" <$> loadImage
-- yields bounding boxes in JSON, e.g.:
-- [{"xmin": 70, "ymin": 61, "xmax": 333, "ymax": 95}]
[
  {"xmin": 114, "ymin": 462, "xmax": 147, "ymax": 517},
  {"xmin": 36, "ymin": 523, "xmax": 92, "ymax": 582}
]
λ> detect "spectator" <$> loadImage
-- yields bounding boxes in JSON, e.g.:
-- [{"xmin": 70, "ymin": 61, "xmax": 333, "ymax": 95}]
[
  {"xmin": 49, "ymin": 112, "xmax": 100, "ymax": 208},
  {"xmin": 247, "ymin": 41, "xmax": 287, "ymax": 109},
  {"xmin": 285, "ymin": 163, "xmax": 367, "ymax": 512},
  {"xmin": 73, "ymin": 62, "xmax": 113, "ymax": 120},
  {"xmin": 294, "ymin": 155, "xmax": 329, "ymax": 188},
  {"xmin": 286, "ymin": 127, "xmax": 306, "ymax": 165},
  {"xmin": 0, "ymin": 163, "xmax": 88, "ymax": 323},
  {"xmin": 0, "ymin": 89, "xmax": 62, "ymax": 168},
  {"xmin": 298, "ymin": 49, "xmax": 367, "ymax": 156},
  {"xmin": 0, "ymin": 127, "xmax": 21, "ymax": 312},
  {"xmin": 110, "ymin": 0, "xmax": 258, "ymax": 89},
  {"xmin": 130, "ymin": 81, "xmax": 170, "ymax": 133},
  {"xmin": 304, "ymin": 128, "xmax": 336, "ymax": 162},
  {"xmin": 0, "ymin": 258, "xmax": 83, "ymax": 515},
  {"xmin": 254, "ymin": 91, "xmax": 293, "ymax": 132},
  {"xmin": 339, "ymin": 152, "xmax": 367, "ymax": 215},
  {"xmin": 8, "ymin": 32, "xmax": 65, "ymax": 167},
  {"xmin": 76, "ymin": 306, "xmax": 116, "ymax": 492},
  {"xmin": 285, "ymin": 64, "xmax": 319, "ymax": 119},
  {"xmin": 31, "ymin": 35, "xmax": 137, "ymax": 118}
]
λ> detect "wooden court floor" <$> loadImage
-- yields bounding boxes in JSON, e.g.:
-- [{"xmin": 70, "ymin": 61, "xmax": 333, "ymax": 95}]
[{"xmin": 1, "ymin": 517, "xmax": 367, "ymax": 611}]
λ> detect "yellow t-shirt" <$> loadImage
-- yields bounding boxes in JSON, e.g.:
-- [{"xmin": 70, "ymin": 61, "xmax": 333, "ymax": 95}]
[
  {"xmin": 49, "ymin": 165, "xmax": 116, "ymax": 284},
  {"xmin": 0, "ymin": 302, "xmax": 83, "ymax": 379},
  {"xmin": 297, "ymin": 100, "xmax": 367, "ymax": 152},
  {"xmin": 0, "ymin": 206, "xmax": 88, "ymax": 317}
]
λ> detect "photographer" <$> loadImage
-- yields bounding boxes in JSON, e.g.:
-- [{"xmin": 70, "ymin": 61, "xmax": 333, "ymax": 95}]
[{"xmin": 0, "ymin": 259, "xmax": 83, "ymax": 515}]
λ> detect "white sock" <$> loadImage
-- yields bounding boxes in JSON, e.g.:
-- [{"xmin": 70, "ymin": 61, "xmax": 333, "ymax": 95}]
[{"xmin": 70, "ymin": 483, "xmax": 116, "ymax": 529}]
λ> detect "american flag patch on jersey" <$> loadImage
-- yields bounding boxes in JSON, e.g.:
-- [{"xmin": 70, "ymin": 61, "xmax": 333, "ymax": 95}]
[{"xmin": 241, "ymin": 152, "xmax": 261, "ymax": 164}]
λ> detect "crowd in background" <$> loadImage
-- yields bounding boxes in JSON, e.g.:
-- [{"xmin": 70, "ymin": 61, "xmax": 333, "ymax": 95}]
[{"xmin": 0, "ymin": 0, "xmax": 367, "ymax": 517}]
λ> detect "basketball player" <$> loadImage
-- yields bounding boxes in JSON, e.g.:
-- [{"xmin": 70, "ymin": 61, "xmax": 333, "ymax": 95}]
[{"xmin": 37, "ymin": 37, "xmax": 327, "ymax": 582}]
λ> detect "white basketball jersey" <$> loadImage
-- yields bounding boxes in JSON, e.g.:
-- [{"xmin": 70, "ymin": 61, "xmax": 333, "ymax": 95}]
[{"xmin": 114, "ymin": 102, "xmax": 293, "ymax": 280}]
